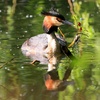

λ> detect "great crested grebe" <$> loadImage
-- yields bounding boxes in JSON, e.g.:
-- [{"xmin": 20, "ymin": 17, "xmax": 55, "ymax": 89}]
[{"xmin": 21, "ymin": 10, "xmax": 74, "ymax": 71}]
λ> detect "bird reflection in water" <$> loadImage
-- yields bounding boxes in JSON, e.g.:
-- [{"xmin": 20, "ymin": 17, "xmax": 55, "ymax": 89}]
[{"xmin": 44, "ymin": 68, "xmax": 74, "ymax": 91}]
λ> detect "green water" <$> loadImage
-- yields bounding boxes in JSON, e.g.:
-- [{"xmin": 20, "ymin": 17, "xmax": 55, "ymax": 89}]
[{"xmin": 0, "ymin": 0, "xmax": 100, "ymax": 100}]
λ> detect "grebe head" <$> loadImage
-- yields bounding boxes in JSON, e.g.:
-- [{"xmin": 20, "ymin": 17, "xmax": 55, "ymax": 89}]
[{"xmin": 41, "ymin": 10, "xmax": 73, "ymax": 34}]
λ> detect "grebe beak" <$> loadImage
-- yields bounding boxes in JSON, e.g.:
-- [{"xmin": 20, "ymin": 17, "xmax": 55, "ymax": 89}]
[{"xmin": 62, "ymin": 20, "xmax": 73, "ymax": 26}]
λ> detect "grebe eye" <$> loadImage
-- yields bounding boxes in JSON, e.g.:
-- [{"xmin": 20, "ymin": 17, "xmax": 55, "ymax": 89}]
[{"xmin": 56, "ymin": 18, "xmax": 62, "ymax": 22}]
